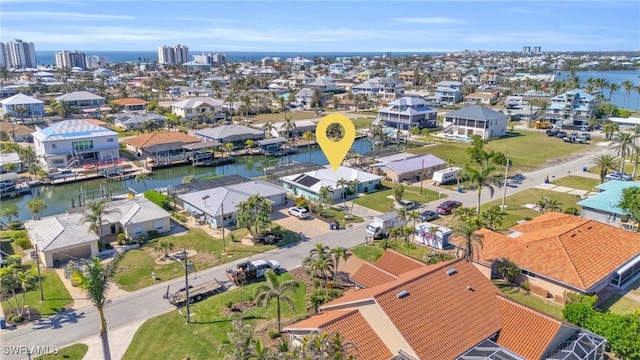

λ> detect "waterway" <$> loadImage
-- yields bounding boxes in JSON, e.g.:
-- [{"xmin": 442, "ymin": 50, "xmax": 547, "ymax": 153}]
[
  {"xmin": 3, "ymin": 139, "xmax": 408, "ymax": 222},
  {"xmin": 556, "ymin": 69, "xmax": 640, "ymax": 110}
]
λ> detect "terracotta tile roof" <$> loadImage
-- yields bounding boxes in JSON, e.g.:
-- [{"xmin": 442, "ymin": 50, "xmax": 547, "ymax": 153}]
[
  {"xmin": 124, "ymin": 132, "xmax": 201, "ymax": 149},
  {"xmin": 110, "ymin": 97, "xmax": 149, "ymax": 106},
  {"xmin": 472, "ymin": 213, "xmax": 640, "ymax": 291},
  {"xmin": 373, "ymin": 249, "xmax": 426, "ymax": 276},
  {"xmin": 284, "ymin": 309, "xmax": 357, "ymax": 330},
  {"xmin": 350, "ymin": 262, "xmax": 398, "ymax": 288},
  {"xmin": 0, "ymin": 122, "xmax": 32, "ymax": 135},
  {"xmin": 495, "ymin": 296, "xmax": 565, "ymax": 360},
  {"xmin": 82, "ymin": 118, "xmax": 109, "ymax": 127}
]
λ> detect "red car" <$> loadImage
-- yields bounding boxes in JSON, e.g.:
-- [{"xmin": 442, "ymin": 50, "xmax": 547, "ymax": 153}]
[{"xmin": 436, "ymin": 200, "xmax": 462, "ymax": 215}]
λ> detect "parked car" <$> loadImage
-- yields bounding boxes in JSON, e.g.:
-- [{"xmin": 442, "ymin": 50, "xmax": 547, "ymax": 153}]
[
  {"xmin": 395, "ymin": 200, "xmax": 417, "ymax": 211},
  {"xmin": 419, "ymin": 210, "xmax": 439, "ymax": 222},
  {"xmin": 605, "ymin": 172, "xmax": 633, "ymax": 181},
  {"xmin": 546, "ymin": 129, "xmax": 559, "ymax": 137},
  {"xmin": 288, "ymin": 206, "xmax": 309, "ymax": 219},
  {"xmin": 581, "ymin": 132, "xmax": 591, "ymax": 140},
  {"xmin": 436, "ymin": 200, "xmax": 462, "ymax": 215},
  {"xmin": 509, "ymin": 174, "xmax": 526, "ymax": 182},
  {"xmin": 555, "ymin": 131, "xmax": 568, "ymax": 138}
]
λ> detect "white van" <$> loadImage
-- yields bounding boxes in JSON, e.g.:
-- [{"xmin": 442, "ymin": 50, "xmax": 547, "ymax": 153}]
[{"xmin": 432, "ymin": 167, "xmax": 462, "ymax": 185}]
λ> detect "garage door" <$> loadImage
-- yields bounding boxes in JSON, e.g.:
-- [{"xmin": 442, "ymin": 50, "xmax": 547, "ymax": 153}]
[{"xmin": 52, "ymin": 244, "xmax": 92, "ymax": 265}]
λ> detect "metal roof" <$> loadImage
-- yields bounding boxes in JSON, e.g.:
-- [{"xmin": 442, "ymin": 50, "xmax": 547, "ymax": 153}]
[
  {"xmin": 182, "ymin": 141, "xmax": 222, "ymax": 150},
  {"xmin": 256, "ymin": 137, "xmax": 288, "ymax": 146},
  {"xmin": 32, "ymin": 119, "xmax": 117, "ymax": 141},
  {"xmin": 444, "ymin": 105, "xmax": 508, "ymax": 121},
  {"xmin": 55, "ymin": 91, "xmax": 105, "ymax": 102},
  {"xmin": 577, "ymin": 181, "xmax": 640, "ymax": 215},
  {"xmin": 0, "ymin": 93, "xmax": 44, "ymax": 105}
]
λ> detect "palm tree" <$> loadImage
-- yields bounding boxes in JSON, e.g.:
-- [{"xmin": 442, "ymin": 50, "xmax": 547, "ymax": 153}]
[
  {"xmin": 335, "ymin": 178, "xmax": 349, "ymax": 207},
  {"xmin": 318, "ymin": 185, "xmax": 334, "ymax": 213},
  {"xmin": 302, "ymin": 130, "xmax": 315, "ymax": 162},
  {"xmin": 311, "ymin": 255, "xmax": 335, "ymax": 296},
  {"xmin": 408, "ymin": 210, "xmax": 421, "ymax": 243},
  {"xmin": 262, "ymin": 122, "xmax": 274, "ymax": 139},
  {"xmin": 224, "ymin": 142, "xmax": 234, "ymax": 158},
  {"xmin": 26, "ymin": 197, "xmax": 47, "ymax": 220},
  {"xmin": 330, "ymin": 246, "xmax": 348, "ymax": 282},
  {"xmin": 281, "ymin": 115, "xmax": 296, "ymax": 145},
  {"xmin": 244, "ymin": 139, "xmax": 255, "ymax": 155},
  {"xmin": 591, "ymin": 154, "xmax": 618, "ymax": 183},
  {"xmin": 607, "ymin": 82, "xmax": 620, "ymax": 116},
  {"xmin": 452, "ymin": 209, "xmax": 483, "ymax": 261},
  {"xmin": 465, "ymin": 165, "xmax": 502, "ymax": 214},
  {"xmin": 622, "ymin": 80, "xmax": 634, "ymax": 109},
  {"xmin": 347, "ymin": 179, "xmax": 360, "ymax": 214},
  {"xmin": 546, "ymin": 198, "xmax": 563, "ymax": 213},
  {"xmin": 0, "ymin": 205, "xmax": 19, "ymax": 224},
  {"xmin": 72, "ymin": 256, "xmax": 120, "ymax": 360},
  {"xmin": 218, "ymin": 319, "xmax": 256, "ymax": 360},
  {"xmin": 388, "ymin": 227, "xmax": 402, "ymax": 249},
  {"xmin": 253, "ymin": 269, "xmax": 300, "ymax": 333},
  {"xmin": 536, "ymin": 197, "xmax": 549, "ymax": 214},
  {"xmin": 635, "ymin": 85, "xmax": 640, "ymax": 112},
  {"xmin": 12, "ymin": 105, "xmax": 29, "ymax": 125},
  {"xmin": 134, "ymin": 172, "xmax": 150, "ymax": 190},
  {"xmin": 612, "ymin": 132, "xmax": 636, "ymax": 172},
  {"xmin": 81, "ymin": 199, "xmax": 121, "ymax": 245}
]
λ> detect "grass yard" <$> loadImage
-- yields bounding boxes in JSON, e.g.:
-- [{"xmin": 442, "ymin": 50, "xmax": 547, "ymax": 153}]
[
  {"xmin": 0, "ymin": 231, "xmax": 28, "ymax": 256},
  {"xmin": 321, "ymin": 207, "xmax": 364, "ymax": 224},
  {"xmin": 34, "ymin": 344, "xmax": 88, "ymax": 360},
  {"xmin": 597, "ymin": 293, "xmax": 640, "ymax": 315},
  {"xmin": 350, "ymin": 243, "xmax": 454, "ymax": 267},
  {"xmin": 551, "ymin": 176, "xmax": 600, "ymax": 191},
  {"xmin": 2, "ymin": 264, "xmax": 73, "ymax": 317},
  {"xmin": 348, "ymin": 110, "xmax": 378, "ymax": 116},
  {"xmin": 408, "ymin": 131, "xmax": 594, "ymax": 172},
  {"xmin": 354, "ymin": 181, "xmax": 442, "ymax": 213},
  {"xmin": 351, "ymin": 117, "xmax": 374, "ymax": 129},
  {"xmin": 247, "ymin": 111, "xmax": 318, "ymax": 123},
  {"xmin": 113, "ymin": 228, "xmax": 301, "ymax": 291},
  {"xmin": 494, "ymin": 282, "xmax": 564, "ymax": 319},
  {"xmin": 123, "ymin": 273, "xmax": 307, "ymax": 360},
  {"xmin": 350, "ymin": 244, "xmax": 384, "ymax": 263}
]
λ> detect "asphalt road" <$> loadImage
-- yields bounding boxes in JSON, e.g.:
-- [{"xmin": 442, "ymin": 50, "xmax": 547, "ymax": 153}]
[{"xmin": 0, "ymin": 144, "xmax": 614, "ymax": 359}]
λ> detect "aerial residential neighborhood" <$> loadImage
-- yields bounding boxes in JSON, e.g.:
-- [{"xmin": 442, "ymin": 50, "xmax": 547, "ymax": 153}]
[{"xmin": 1, "ymin": 1, "xmax": 640, "ymax": 359}]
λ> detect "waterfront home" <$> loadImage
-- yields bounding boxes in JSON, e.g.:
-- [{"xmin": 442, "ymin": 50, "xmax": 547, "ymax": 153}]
[
  {"xmin": 109, "ymin": 97, "xmax": 149, "ymax": 112},
  {"xmin": 373, "ymin": 96, "xmax": 437, "ymax": 130},
  {"xmin": 113, "ymin": 112, "xmax": 168, "ymax": 131},
  {"xmin": 354, "ymin": 77, "xmax": 405, "ymax": 100},
  {"xmin": 0, "ymin": 122, "xmax": 33, "ymax": 142},
  {"xmin": 372, "ymin": 154, "xmax": 446, "ymax": 183},
  {"xmin": 464, "ymin": 92, "xmax": 499, "ymax": 105},
  {"xmin": 256, "ymin": 138, "xmax": 288, "ymax": 155},
  {"xmin": 0, "ymin": 152, "xmax": 22, "ymax": 173},
  {"xmin": 434, "ymin": 84, "xmax": 463, "ymax": 104},
  {"xmin": 25, "ymin": 197, "xmax": 171, "ymax": 267},
  {"xmin": 543, "ymin": 89, "xmax": 597, "ymax": 127},
  {"xmin": 577, "ymin": 181, "xmax": 640, "ymax": 230},
  {"xmin": 32, "ymin": 119, "xmax": 119, "ymax": 169},
  {"xmin": 459, "ymin": 212, "xmax": 640, "ymax": 302},
  {"xmin": 0, "ymin": 93, "xmax": 45, "ymax": 119},
  {"xmin": 304, "ymin": 78, "xmax": 337, "ymax": 92},
  {"xmin": 270, "ymin": 119, "xmax": 317, "ymax": 139},
  {"xmin": 442, "ymin": 105, "xmax": 508, "ymax": 139},
  {"xmin": 170, "ymin": 97, "xmax": 224, "ymax": 121},
  {"xmin": 124, "ymin": 132, "xmax": 201, "ymax": 163},
  {"xmin": 55, "ymin": 91, "xmax": 106, "ymax": 110},
  {"xmin": 279, "ymin": 166, "xmax": 382, "ymax": 201},
  {"xmin": 179, "ymin": 180, "xmax": 286, "ymax": 228},
  {"xmin": 195, "ymin": 124, "xmax": 263, "ymax": 148},
  {"xmin": 285, "ymin": 251, "xmax": 605, "ymax": 360}
]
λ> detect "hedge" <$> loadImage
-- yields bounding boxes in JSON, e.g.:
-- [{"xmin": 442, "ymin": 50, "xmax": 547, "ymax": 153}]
[{"xmin": 144, "ymin": 190, "xmax": 169, "ymax": 209}]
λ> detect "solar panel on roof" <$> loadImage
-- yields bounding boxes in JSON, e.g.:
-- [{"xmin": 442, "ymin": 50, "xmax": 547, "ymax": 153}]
[
  {"xmin": 292, "ymin": 174, "xmax": 306, "ymax": 182},
  {"xmin": 296, "ymin": 175, "xmax": 320, "ymax": 188}
]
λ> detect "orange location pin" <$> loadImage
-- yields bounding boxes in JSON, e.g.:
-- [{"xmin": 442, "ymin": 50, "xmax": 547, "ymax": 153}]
[{"xmin": 316, "ymin": 114, "xmax": 356, "ymax": 171}]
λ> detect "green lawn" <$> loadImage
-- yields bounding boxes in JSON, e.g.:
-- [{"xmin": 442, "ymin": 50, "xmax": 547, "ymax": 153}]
[
  {"xmin": 494, "ymin": 281, "xmax": 564, "ymax": 319},
  {"xmin": 350, "ymin": 243, "xmax": 454, "ymax": 267},
  {"xmin": 247, "ymin": 111, "xmax": 318, "ymax": 123},
  {"xmin": 322, "ymin": 207, "xmax": 364, "ymax": 224},
  {"xmin": 0, "ymin": 231, "xmax": 27, "ymax": 256},
  {"xmin": 113, "ymin": 228, "xmax": 301, "ymax": 291},
  {"xmin": 350, "ymin": 245, "xmax": 384, "ymax": 263},
  {"xmin": 123, "ymin": 273, "xmax": 307, "ymax": 360},
  {"xmin": 34, "ymin": 344, "xmax": 88, "ymax": 360},
  {"xmin": 551, "ymin": 176, "xmax": 600, "ymax": 191},
  {"xmin": 408, "ymin": 131, "xmax": 594, "ymax": 172},
  {"xmin": 2, "ymin": 265, "xmax": 73, "ymax": 317},
  {"xmin": 354, "ymin": 181, "xmax": 442, "ymax": 213},
  {"xmin": 347, "ymin": 110, "xmax": 378, "ymax": 116},
  {"xmin": 351, "ymin": 117, "xmax": 374, "ymax": 129},
  {"xmin": 597, "ymin": 293, "xmax": 640, "ymax": 315}
]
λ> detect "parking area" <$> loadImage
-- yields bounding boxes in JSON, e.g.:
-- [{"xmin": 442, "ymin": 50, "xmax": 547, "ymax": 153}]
[{"xmin": 272, "ymin": 206, "xmax": 332, "ymax": 239}]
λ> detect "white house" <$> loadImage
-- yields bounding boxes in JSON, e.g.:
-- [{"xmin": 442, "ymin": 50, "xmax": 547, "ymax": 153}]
[
  {"xmin": 305, "ymin": 78, "xmax": 337, "ymax": 92},
  {"xmin": 0, "ymin": 152, "xmax": 22, "ymax": 173},
  {"xmin": 32, "ymin": 119, "xmax": 120, "ymax": 168},
  {"xmin": 279, "ymin": 166, "xmax": 382, "ymax": 201},
  {"xmin": 55, "ymin": 91, "xmax": 106, "ymax": 110},
  {"xmin": 170, "ymin": 97, "xmax": 223, "ymax": 121},
  {"xmin": 113, "ymin": 112, "xmax": 168, "ymax": 131},
  {"xmin": 374, "ymin": 97, "xmax": 437, "ymax": 130},
  {"xmin": 179, "ymin": 180, "xmax": 286, "ymax": 228},
  {"xmin": 0, "ymin": 93, "xmax": 45, "ymax": 118},
  {"xmin": 442, "ymin": 105, "xmax": 508, "ymax": 139}
]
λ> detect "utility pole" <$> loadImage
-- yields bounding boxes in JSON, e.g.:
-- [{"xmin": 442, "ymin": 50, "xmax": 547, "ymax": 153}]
[
  {"xmin": 221, "ymin": 202, "xmax": 226, "ymax": 255},
  {"xmin": 34, "ymin": 244, "xmax": 44, "ymax": 301},
  {"xmin": 183, "ymin": 248, "xmax": 190, "ymax": 324},
  {"xmin": 420, "ymin": 159, "xmax": 425, "ymax": 195},
  {"xmin": 501, "ymin": 157, "xmax": 510, "ymax": 210}
]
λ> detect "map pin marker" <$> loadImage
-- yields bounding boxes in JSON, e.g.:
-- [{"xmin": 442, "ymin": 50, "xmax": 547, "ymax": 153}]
[{"xmin": 316, "ymin": 113, "xmax": 356, "ymax": 171}]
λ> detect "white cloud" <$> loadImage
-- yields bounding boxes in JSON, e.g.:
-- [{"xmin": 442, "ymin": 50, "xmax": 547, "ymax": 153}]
[
  {"xmin": 2, "ymin": 11, "xmax": 134, "ymax": 20},
  {"xmin": 394, "ymin": 17, "xmax": 464, "ymax": 24}
]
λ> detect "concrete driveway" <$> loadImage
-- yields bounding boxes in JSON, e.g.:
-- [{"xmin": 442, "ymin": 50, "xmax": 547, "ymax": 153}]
[{"xmin": 272, "ymin": 206, "xmax": 331, "ymax": 239}]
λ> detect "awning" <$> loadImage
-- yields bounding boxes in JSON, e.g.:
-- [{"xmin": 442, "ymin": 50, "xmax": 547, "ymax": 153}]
[
  {"xmin": 615, "ymin": 253, "xmax": 640, "ymax": 276},
  {"xmin": 256, "ymin": 137, "xmax": 288, "ymax": 146},
  {"xmin": 182, "ymin": 141, "xmax": 222, "ymax": 150},
  {"xmin": 0, "ymin": 172, "xmax": 19, "ymax": 182}
]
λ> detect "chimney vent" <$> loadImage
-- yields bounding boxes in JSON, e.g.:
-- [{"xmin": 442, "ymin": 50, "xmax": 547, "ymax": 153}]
[
  {"xmin": 446, "ymin": 268, "xmax": 457, "ymax": 276},
  {"xmin": 396, "ymin": 290, "xmax": 410, "ymax": 299},
  {"xmin": 467, "ymin": 285, "xmax": 475, "ymax": 292}
]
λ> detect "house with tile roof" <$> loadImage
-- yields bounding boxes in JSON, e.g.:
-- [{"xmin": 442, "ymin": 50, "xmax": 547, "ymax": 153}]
[
  {"xmin": 0, "ymin": 93, "xmax": 45, "ymax": 118},
  {"xmin": 285, "ymin": 251, "xmax": 606, "ymax": 360},
  {"xmin": 279, "ymin": 166, "xmax": 382, "ymax": 201},
  {"xmin": 109, "ymin": 97, "xmax": 149, "ymax": 112},
  {"xmin": 577, "ymin": 181, "xmax": 640, "ymax": 229},
  {"xmin": 124, "ymin": 132, "xmax": 201, "ymax": 165},
  {"xmin": 170, "ymin": 97, "xmax": 224, "ymax": 121},
  {"xmin": 0, "ymin": 121, "xmax": 33, "ymax": 142},
  {"xmin": 442, "ymin": 105, "xmax": 508, "ymax": 139},
  {"xmin": 32, "ymin": 119, "xmax": 119, "ymax": 169},
  {"xmin": 457, "ymin": 212, "xmax": 640, "ymax": 302},
  {"xmin": 373, "ymin": 154, "xmax": 446, "ymax": 183},
  {"xmin": 374, "ymin": 96, "xmax": 438, "ymax": 130}
]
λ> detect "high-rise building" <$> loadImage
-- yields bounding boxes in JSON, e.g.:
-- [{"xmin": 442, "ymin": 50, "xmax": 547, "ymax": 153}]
[
  {"xmin": 192, "ymin": 53, "xmax": 226, "ymax": 66},
  {"xmin": 522, "ymin": 46, "xmax": 531, "ymax": 54},
  {"xmin": 157, "ymin": 44, "xmax": 189, "ymax": 65},
  {"xmin": 55, "ymin": 50, "xmax": 87, "ymax": 69},
  {"xmin": 86, "ymin": 55, "xmax": 109, "ymax": 69},
  {"xmin": 1, "ymin": 39, "xmax": 37, "ymax": 68},
  {"xmin": 533, "ymin": 46, "xmax": 542, "ymax": 54}
]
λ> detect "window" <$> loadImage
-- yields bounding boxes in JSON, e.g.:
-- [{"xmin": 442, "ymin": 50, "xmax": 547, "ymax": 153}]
[
  {"xmin": 72, "ymin": 140, "xmax": 94, "ymax": 151},
  {"xmin": 52, "ymin": 158, "xmax": 64, "ymax": 164},
  {"xmin": 107, "ymin": 138, "xmax": 114, "ymax": 142},
  {"xmin": 521, "ymin": 269, "xmax": 536, "ymax": 278}
]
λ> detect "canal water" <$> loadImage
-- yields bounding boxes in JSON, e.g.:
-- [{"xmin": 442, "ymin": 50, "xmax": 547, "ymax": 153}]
[{"xmin": 3, "ymin": 139, "xmax": 409, "ymax": 222}]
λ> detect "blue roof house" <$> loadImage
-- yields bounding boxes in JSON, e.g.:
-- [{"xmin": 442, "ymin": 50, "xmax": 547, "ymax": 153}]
[{"xmin": 577, "ymin": 181, "xmax": 640, "ymax": 230}]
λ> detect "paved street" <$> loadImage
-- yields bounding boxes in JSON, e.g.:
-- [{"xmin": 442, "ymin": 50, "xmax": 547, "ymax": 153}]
[{"xmin": 0, "ymin": 144, "xmax": 614, "ymax": 359}]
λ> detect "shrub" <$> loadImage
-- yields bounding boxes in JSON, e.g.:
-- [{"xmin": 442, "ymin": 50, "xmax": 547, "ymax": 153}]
[
  {"xmin": 8, "ymin": 221, "xmax": 23, "ymax": 230},
  {"xmin": 311, "ymin": 278, "xmax": 322, "ymax": 289},
  {"xmin": 144, "ymin": 190, "xmax": 169, "ymax": 209},
  {"xmin": 147, "ymin": 230, "xmax": 159, "ymax": 239},
  {"xmin": 498, "ymin": 258, "xmax": 520, "ymax": 284},
  {"xmin": 117, "ymin": 233, "xmax": 127, "ymax": 245},
  {"xmin": 564, "ymin": 207, "xmax": 580, "ymax": 215},
  {"xmin": 294, "ymin": 196, "xmax": 308, "ymax": 209},
  {"xmin": 15, "ymin": 237, "xmax": 32, "ymax": 250},
  {"xmin": 10, "ymin": 314, "xmax": 23, "ymax": 323},
  {"xmin": 520, "ymin": 280, "xmax": 530, "ymax": 291},
  {"xmin": 170, "ymin": 211, "xmax": 187, "ymax": 223},
  {"xmin": 268, "ymin": 329, "xmax": 281, "ymax": 339}
]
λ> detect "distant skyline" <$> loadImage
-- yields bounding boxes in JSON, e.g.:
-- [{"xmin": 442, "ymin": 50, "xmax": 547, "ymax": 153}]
[{"xmin": 1, "ymin": 0, "xmax": 639, "ymax": 53}]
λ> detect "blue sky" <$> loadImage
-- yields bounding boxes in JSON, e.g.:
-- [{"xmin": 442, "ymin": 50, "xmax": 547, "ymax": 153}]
[{"xmin": 1, "ymin": 0, "xmax": 639, "ymax": 52}]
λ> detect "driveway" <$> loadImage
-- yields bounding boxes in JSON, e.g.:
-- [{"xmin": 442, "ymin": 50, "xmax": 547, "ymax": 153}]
[{"xmin": 272, "ymin": 206, "xmax": 331, "ymax": 239}]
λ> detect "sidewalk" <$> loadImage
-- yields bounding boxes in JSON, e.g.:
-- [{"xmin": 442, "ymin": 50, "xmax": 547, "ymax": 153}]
[{"xmin": 79, "ymin": 319, "xmax": 146, "ymax": 360}]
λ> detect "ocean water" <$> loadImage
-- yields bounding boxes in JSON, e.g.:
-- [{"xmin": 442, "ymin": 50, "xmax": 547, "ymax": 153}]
[{"xmin": 557, "ymin": 69, "xmax": 640, "ymax": 110}]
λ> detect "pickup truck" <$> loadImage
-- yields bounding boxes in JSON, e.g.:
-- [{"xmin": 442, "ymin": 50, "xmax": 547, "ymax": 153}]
[{"xmin": 226, "ymin": 259, "xmax": 282, "ymax": 284}]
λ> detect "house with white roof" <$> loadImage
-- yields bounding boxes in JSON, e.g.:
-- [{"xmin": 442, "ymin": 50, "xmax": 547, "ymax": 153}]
[
  {"xmin": 0, "ymin": 152, "xmax": 22, "ymax": 173},
  {"xmin": 544, "ymin": 89, "xmax": 597, "ymax": 126},
  {"xmin": 270, "ymin": 119, "xmax": 317, "ymax": 139},
  {"xmin": 294, "ymin": 88, "xmax": 316, "ymax": 108},
  {"xmin": 179, "ymin": 180, "xmax": 286, "ymax": 228},
  {"xmin": 170, "ymin": 97, "xmax": 224, "ymax": 121},
  {"xmin": 373, "ymin": 154, "xmax": 446, "ymax": 183},
  {"xmin": 0, "ymin": 93, "xmax": 45, "ymax": 118},
  {"xmin": 279, "ymin": 166, "xmax": 382, "ymax": 201},
  {"xmin": 353, "ymin": 77, "xmax": 405, "ymax": 100},
  {"xmin": 55, "ymin": 91, "xmax": 106, "ymax": 110},
  {"xmin": 374, "ymin": 97, "xmax": 437, "ymax": 130},
  {"xmin": 442, "ymin": 105, "xmax": 508, "ymax": 139},
  {"xmin": 113, "ymin": 112, "xmax": 168, "ymax": 131},
  {"xmin": 32, "ymin": 119, "xmax": 120, "ymax": 168},
  {"xmin": 304, "ymin": 78, "xmax": 337, "ymax": 92}
]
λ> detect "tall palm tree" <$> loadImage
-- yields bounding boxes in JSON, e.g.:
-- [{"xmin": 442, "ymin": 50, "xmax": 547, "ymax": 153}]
[
  {"xmin": 26, "ymin": 197, "xmax": 47, "ymax": 220},
  {"xmin": 612, "ymin": 132, "xmax": 636, "ymax": 172},
  {"xmin": 0, "ymin": 205, "xmax": 19, "ymax": 224},
  {"xmin": 12, "ymin": 105, "xmax": 29, "ymax": 125},
  {"xmin": 465, "ymin": 165, "xmax": 502, "ymax": 214},
  {"xmin": 254, "ymin": 269, "xmax": 300, "ymax": 333},
  {"xmin": 134, "ymin": 172, "xmax": 150, "ymax": 190},
  {"xmin": 302, "ymin": 130, "xmax": 315, "ymax": 162},
  {"xmin": 622, "ymin": 80, "xmax": 634, "ymax": 109},
  {"xmin": 591, "ymin": 154, "xmax": 618, "ymax": 183},
  {"xmin": 408, "ymin": 210, "xmax": 421, "ymax": 243},
  {"xmin": 318, "ymin": 185, "xmax": 334, "ymax": 213},
  {"xmin": 330, "ymin": 246, "xmax": 348, "ymax": 282},
  {"xmin": 635, "ymin": 85, "xmax": 640, "ymax": 112},
  {"xmin": 81, "ymin": 199, "xmax": 121, "ymax": 244},
  {"xmin": 388, "ymin": 227, "xmax": 402, "ymax": 249},
  {"xmin": 262, "ymin": 122, "xmax": 274, "ymax": 139},
  {"xmin": 72, "ymin": 256, "xmax": 120, "ymax": 360},
  {"xmin": 311, "ymin": 255, "xmax": 335, "ymax": 296},
  {"xmin": 607, "ymin": 82, "xmax": 620, "ymax": 116},
  {"xmin": 335, "ymin": 178, "xmax": 349, "ymax": 206},
  {"xmin": 452, "ymin": 209, "xmax": 483, "ymax": 261},
  {"xmin": 281, "ymin": 115, "xmax": 296, "ymax": 145},
  {"xmin": 347, "ymin": 179, "xmax": 360, "ymax": 214}
]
